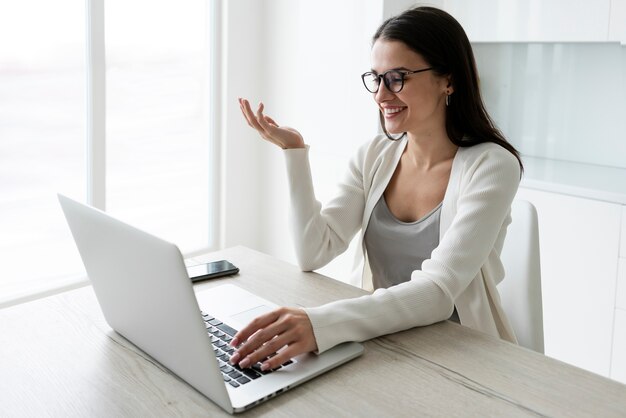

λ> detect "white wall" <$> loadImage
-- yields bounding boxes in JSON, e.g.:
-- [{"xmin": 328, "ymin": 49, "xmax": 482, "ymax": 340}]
[{"xmin": 222, "ymin": 0, "xmax": 383, "ymax": 281}]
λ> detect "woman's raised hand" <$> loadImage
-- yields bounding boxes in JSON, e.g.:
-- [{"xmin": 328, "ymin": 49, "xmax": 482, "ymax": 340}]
[{"xmin": 239, "ymin": 98, "xmax": 305, "ymax": 149}]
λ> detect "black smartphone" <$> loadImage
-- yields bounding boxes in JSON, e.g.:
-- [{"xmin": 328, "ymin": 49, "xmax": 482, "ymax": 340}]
[{"xmin": 187, "ymin": 260, "xmax": 239, "ymax": 282}]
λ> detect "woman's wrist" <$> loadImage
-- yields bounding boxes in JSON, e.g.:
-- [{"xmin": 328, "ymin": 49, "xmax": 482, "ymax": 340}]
[
  {"xmin": 283, "ymin": 143, "xmax": 306, "ymax": 150},
  {"xmin": 283, "ymin": 141, "xmax": 306, "ymax": 149}
]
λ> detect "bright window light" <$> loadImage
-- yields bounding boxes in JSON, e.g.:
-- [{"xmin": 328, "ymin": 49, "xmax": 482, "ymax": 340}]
[
  {"xmin": 0, "ymin": 1, "xmax": 87, "ymax": 301},
  {"xmin": 0, "ymin": 0, "xmax": 214, "ymax": 306},
  {"xmin": 105, "ymin": 0, "xmax": 210, "ymax": 253}
]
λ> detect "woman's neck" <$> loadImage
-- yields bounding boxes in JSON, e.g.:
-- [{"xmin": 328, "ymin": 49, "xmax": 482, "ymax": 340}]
[{"xmin": 404, "ymin": 130, "xmax": 458, "ymax": 171}]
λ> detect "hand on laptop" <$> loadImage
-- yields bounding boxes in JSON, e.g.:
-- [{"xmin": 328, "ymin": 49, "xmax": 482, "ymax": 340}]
[
  {"xmin": 238, "ymin": 98, "xmax": 305, "ymax": 150},
  {"xmin": 229, "ymin": 307, "xmax": 317, "ymax": 370}
]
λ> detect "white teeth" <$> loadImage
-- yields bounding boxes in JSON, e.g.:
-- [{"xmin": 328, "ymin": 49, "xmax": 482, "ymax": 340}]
[{"xmin": 384, "ymin": 107, "xmax": 404, "ymax": 114}]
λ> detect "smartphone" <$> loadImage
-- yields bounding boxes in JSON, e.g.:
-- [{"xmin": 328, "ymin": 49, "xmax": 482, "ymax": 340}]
[{"xmin": 187, "ymin": 260, "xmax": 239, "ymax": 283}]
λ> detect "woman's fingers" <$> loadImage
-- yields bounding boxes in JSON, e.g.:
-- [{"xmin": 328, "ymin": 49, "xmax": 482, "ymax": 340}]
[
  {"xmin": 237, "ymin": 332, "xmax": 295, "ymax": 370},
  {"xmin": 256, "ymin": 104, "xmax": 286, "ymax": 143},
  {"xmin": 231, "ymin": 309, "xmax": 280, "ymax": 346},
  {"xmin": 255, "ymin": 103, "xmax": 282, "ymax": 139},
  {"xmin": 264, "ymin": 115, "xmax": 279, "ymax": 127},
  {"xmin": 256, "ymin": 102, "xmax": 271, "ymax": 129},
  {"xmin": 229, "ymin": 307, "xmax": 317, "ymax": 370},
  {"xmin": 230, "ymin": 309, "xmax": 285, "ymax": 364},
  {"xmin": 239, "ymin": 98, "xmax": 255, "ymax": 128},
  {"xmin": 239, "ymin": 99, "xmax": 282, "ymax": 145},
  {"xmin": 259, "ymin": 343, "xmax": 307, "ymax": 371},
  {"xmin": 240, "ymin": 99, "xmax": 268, "ymax": 135},
  {"xmin": 238, "ymin": 98, "xmax": 305, "ymax": 149}
]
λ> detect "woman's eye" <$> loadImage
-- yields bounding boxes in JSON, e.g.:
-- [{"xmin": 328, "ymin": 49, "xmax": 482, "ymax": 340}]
[{"xmin": 386, "ymin": 73, "xmax": 403, "ymax": 83}]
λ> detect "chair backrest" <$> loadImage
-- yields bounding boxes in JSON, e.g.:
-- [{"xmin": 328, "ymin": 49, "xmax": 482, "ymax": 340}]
[{"xmin": 498, "ymin": 199, "xmax": 544, "ymax": 353}]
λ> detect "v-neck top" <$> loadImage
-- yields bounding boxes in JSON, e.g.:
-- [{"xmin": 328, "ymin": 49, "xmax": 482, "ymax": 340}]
[{"xmin": 364, "ymin": 195, "xmax": 442, "ymax": 290}]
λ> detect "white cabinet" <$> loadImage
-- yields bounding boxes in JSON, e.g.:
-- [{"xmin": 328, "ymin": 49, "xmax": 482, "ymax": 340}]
[
  {"xmin": 609, "ymin": 0, "xmax": 626, "ymax": 44},
  {"xmin": 614, "ymin": 208, "xmax": 626, "ymax": 383},
  {"xmin": 618, "ymin": 259, "xmax": 626, "ymax": 310},
  {"xmin": 621, "ymin": 206, "xmax": 626, "ymax": 258},
  {"xmin": 611, "ymin": 309, "xmax": 626, "ymax": 383},
  {"xmin": 516, "ymin": 188, "xmax": 621, "ymax": 376},
  {"xmin": 423, "ymin": 0, "xmax": 625, "ymax": 43}
]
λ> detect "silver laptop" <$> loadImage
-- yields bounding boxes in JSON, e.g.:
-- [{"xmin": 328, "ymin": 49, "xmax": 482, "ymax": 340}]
[{"xmin": 58, "ymin": 194, "xmax": 363, "ymax": 414}]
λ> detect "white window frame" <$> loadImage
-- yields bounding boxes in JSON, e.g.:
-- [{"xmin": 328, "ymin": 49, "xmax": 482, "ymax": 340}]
[
  {"xmin": 86, "ymin": 0, "xmax": 106, "ymax": 210},
  {"xmin": 207, "ymin": 0, "xmax": 222, "ymax": 255}
]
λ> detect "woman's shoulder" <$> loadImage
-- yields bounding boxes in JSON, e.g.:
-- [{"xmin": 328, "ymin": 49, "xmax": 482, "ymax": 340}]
[
  {"xmin": 457, "ymin": 142, "xmax": 519, "ymax": 167},
  {"xmin": 456, "ymin": 142, "xmax": 521, "ymax": 180},
  {"xmin": 457, "ymin": 141, "xmax": 513, "ymax": 158},
  {"xmin": 346, "ymin": 134, "xmax": 405, "ymax": 181}
]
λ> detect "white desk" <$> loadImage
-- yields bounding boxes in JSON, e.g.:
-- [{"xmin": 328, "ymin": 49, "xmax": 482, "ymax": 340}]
[{"xmin": 2, "ymin": 246, "xmax": 625, "ymax": 417}]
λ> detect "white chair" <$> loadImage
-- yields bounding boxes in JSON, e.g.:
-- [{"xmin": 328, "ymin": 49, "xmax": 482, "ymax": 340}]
[{"xmin": 498, "ymin": 199, "xmax": 545, "ymax": 353}]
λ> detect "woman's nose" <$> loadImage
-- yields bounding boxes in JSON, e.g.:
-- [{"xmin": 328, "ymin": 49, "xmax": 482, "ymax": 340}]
[{"xmin": 374, "ymin": 80, "xmax": 394, "ymax": 103}]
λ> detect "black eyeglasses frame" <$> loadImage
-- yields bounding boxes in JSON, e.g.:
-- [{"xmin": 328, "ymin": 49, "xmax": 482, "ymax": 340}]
[{"xmin": 361, "ymin": 67, "xmax": 434, "ymax": 93}]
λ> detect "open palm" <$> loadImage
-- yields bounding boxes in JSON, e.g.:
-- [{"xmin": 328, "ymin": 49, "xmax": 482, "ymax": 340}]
[{"xmin": 239, "ymin": 98, "xmax": 305, "ymax": 149}]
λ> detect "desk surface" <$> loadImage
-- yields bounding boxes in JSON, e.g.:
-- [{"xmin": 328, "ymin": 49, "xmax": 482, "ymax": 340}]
[{"xmin": 2, "ymin": 246, "xmax": 625, "ymax": 417}]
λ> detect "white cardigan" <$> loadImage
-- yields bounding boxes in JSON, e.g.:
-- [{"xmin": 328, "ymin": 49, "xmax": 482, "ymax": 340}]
[{"xmin": 283, "ymin": 135, "xmax": 520, "ymax": 353}]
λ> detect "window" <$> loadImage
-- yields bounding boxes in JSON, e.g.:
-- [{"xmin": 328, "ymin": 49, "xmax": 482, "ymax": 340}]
[
  {"xmin": 105, "ymin": 0, "xmax": 210, "ymax": 251},
  {"xmin": 0, "ymin": 0, "xmax": 216, "ymax": 307}
]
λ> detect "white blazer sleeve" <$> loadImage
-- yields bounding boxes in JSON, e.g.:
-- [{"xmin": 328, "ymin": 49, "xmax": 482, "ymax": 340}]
[
  {"xmin": 303, "ymin": 145, "xmax": 521, "ymax": 353},
  {"xmin": 283, "ymin": 145, "xmax": 366, "ymax": 271}
]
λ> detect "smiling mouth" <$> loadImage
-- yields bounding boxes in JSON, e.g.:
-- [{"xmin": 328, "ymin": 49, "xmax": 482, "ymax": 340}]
[{"xmin": 383, "ymin": 107, "xmax": 406, "ymax": 117}]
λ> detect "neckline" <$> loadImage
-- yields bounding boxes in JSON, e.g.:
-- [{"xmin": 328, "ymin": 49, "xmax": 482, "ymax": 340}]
[{"xmin": 380, "ymin": 195, "xmax": 443, "ymax": 225}]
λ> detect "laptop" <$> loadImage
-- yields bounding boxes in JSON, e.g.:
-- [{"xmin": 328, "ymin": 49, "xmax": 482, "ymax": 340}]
[{"xmin": 57, "ymin": 194, "xmax": 363, "ymax": 414}]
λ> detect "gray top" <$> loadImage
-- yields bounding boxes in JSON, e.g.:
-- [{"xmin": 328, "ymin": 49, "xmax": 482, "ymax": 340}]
[
  {"xmin": 364, "ymin": 195, "xmax": 459, "ymax": 323},
  {"xmin": 365, "ymin": 195, "xmax": 442, "ymax": 289}
]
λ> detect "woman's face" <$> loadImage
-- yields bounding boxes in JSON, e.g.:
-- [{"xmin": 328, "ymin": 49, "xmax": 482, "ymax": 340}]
[{"xmin": 370, "ymin": 39, "xmax": 451, "ymax": 136}]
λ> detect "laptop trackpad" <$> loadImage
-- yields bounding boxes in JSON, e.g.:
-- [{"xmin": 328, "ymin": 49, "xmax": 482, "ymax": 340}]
[{"xmin": 230, "ymin": 305, "xmax": 273, "ymax": 326}]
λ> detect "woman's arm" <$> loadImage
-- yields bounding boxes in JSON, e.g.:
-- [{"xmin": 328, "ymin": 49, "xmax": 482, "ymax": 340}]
[
  {"xmin": 231, "ymin": 145, "xmax": 519, "ymax": 368},
  {"xmin": 284, "ymin": 145, "xmax": 366, "ymax": 271},
  {"xmin": 239, "ymin": 97, "xmax": 367, "ymax": 270},
  {"xmin": 305, "ymin": 146, "xmax": 521, "ymax": 352},
  {"xmin": 231, "ymin": 99, "xmax": 368, "ymax": 371}
]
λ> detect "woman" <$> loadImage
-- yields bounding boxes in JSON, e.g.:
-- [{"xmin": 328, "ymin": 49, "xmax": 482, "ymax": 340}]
[{"xmin": 230, "ymin": 6, "xmax": 523, "ymax": 372}]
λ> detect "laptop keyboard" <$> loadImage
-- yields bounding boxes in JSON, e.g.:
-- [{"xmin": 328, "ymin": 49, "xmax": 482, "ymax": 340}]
[{"xmin": 201, "ymin": 311, "xmax": 293, "ymax": 388}]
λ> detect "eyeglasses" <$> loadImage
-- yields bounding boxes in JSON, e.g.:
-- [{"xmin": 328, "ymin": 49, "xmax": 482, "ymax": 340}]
[{"xmin": 361, "ymin": 68, "xmax": 433, "ymax": 93}]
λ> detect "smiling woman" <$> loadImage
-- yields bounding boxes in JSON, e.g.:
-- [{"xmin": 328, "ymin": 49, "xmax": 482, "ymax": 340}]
[{"xmin": 231, "ymin": 6, "xmax": 524, "ymax": 373}]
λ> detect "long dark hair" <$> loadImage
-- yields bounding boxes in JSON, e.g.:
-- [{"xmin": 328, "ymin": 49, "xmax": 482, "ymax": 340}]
[{"xmin": 374, "ymin": 6, "xmax": 523, "ymax": 171}]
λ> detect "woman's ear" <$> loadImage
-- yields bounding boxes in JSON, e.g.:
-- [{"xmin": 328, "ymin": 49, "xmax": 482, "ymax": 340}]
[{"xmin": 445, "ymin": 75, "xmax": 454, "ymax": 94}]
